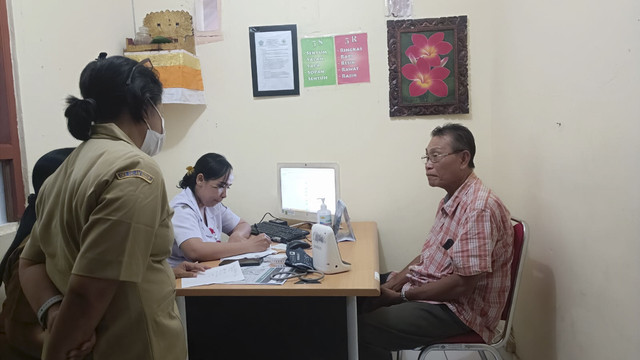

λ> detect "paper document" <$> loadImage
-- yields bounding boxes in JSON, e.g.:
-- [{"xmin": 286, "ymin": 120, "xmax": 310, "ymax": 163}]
[
  {"xmin": 220, "ymin": 248, "xmax": 276, "ymax": 261},
  {"xmin": 254, "ymin": 30, "xmax": 295, "ymax": 92},
  {"xmin": 227, "ymin": 265, "xmax": 296, "ymax": 285},
  {"xmin": 270, "ymin": 243, "xmax": 287, "ymax": 252},
  {"xmin": 181, "ymin": 261, "xmax": 244, "ymax": 288}
]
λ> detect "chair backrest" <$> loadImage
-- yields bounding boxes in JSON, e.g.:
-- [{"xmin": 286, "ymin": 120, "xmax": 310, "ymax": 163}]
[{"xmin": 495, "ymin": 217, "xmax": 528, "ymax": 345}]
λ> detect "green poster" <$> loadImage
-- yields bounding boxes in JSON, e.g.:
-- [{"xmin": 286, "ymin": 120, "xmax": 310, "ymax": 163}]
[{"xmin": 301, "ymin": 37, "xmax": 336, "ymax": 87}]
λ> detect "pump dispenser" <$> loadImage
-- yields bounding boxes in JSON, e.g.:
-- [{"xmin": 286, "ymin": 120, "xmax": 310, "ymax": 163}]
[{"xmin": 317, "ymin": 198, "xmax": 332, "ymax": 226}]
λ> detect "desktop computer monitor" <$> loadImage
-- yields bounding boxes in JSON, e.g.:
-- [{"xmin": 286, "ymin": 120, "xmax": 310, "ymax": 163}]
[{"xmin": 277, "ymin": 163, "xmax": 340, "ymax": 223}]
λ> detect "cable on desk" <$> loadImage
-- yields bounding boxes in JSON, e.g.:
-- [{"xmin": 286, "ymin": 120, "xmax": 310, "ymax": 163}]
[
  {"xmin": 257, "ymin": 212, "xmax": 313, "ymax": 229},
  {"xmin": 258, "ymin": 212, "xmax": 281, "ymax": 223},
  {"xmin": 269, "ymin": 269, "xmax": 325, "ymax": 284}
]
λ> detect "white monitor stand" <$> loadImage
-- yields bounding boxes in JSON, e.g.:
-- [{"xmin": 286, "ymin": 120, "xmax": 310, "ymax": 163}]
[
  {"xmin": 312, "ymin": 224, "xmax": 351, "ymax": 274},
  {"xmin": 332, "ymin": 200, "xmax": 356, "ymax": 242}
]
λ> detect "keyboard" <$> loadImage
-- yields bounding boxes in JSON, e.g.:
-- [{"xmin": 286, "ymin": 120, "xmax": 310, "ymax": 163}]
[{"xmin": 252, "ymin": 222, "xmax": 309, "ymax": 243}]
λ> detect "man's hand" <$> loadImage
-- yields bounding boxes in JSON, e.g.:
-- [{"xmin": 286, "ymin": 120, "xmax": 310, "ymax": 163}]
[
  {"xmin": 172, "ymin": 261, "xmax": 210, "ymax": 279},
  {"xmin": 382, "ymin": 272, "xmax": 407, "ymax": 292},
  {"xmin": 361, "ymin": 287, "xmax": 403, "ymax": 313}
]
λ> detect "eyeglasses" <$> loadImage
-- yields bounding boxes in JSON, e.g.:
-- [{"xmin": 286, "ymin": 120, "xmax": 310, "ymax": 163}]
[
  {"xmin": 210, "ymin": 183, "xmax": 232, "ymax": 191},
  {"xmin": 421, "ymin": 150, "xmax": 463, "ymax": 164},
  {"xmin": 126, "ymin": 58, "xmax": 153, "ymax": 86}
]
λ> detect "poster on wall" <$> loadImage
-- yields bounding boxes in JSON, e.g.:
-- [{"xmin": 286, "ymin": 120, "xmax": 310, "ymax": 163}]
[
  {"xmin": 300, "ymin": 37, "xmax": 336, "ymax": 87},
  {"xmin": 387, "ymin": 16, "xmax": 469, "ymax": 116},
  {"xmin": 194, "ymin": 0, "xmax": 223, "ymax": 43},
  {"xmin": 334, "ymin": 33, "xmax": 370, "ymax": 85},
  {"xmin": 249, "ymin": 24, "xmax": 300, "ymax": 97}
]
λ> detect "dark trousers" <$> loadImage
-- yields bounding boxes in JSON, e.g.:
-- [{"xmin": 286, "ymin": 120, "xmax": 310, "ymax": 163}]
[
  {"xmin": 358, "ymin": 302, "xmax": 470, "ymax": 360},
  {"xmin": 357, "ymin": 273, "xmax": 471, "ymax": 360}
]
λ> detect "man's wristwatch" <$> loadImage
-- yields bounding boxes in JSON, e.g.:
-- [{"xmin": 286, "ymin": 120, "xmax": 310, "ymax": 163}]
[{"xmin": 400, "ymin": 287, "xmax": 409, "ymax": 302}]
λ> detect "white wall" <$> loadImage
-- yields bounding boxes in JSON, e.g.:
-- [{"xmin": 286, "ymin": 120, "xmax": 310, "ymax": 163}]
[
  {"xmin": 490, "ymin": 1, "xmax": 640, "ymax": 359},
  {"xmin": 9, "ymin": 0, "xmax": 135, "ymax": 189},
  {"xmin": 8, "ymin": 0, "xmax": 640, "ymax": 359},
  {"xmin": 141, "ymin": 0, "xmax": 501, "ymax": 274}
]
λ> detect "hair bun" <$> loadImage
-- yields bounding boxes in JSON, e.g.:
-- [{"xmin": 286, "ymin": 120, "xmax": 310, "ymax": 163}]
[{"xmin": 65, "ymin": 95, "xmax": 96, "ymax": 141}]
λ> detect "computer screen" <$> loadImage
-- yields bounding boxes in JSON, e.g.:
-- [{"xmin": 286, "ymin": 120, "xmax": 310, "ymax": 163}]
[{"xmin": 277, "ymin": 163, "xmax": 340, "ymax": 223}]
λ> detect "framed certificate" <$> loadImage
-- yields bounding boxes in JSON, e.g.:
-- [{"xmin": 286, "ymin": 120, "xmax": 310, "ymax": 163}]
[{"xmin": 249, "ymin": 24, "xmax": 300, "ymax": 97}]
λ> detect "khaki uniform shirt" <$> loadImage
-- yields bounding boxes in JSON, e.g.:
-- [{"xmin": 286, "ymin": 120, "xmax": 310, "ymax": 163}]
[{"xmin": 22, "ymin": 123, "xmax": 186, "ymax": 360}]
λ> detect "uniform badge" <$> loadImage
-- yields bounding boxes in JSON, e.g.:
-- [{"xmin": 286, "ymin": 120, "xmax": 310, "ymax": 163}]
[{"xmin": 115, "ymin": 169, "xmax": 154, "ymax": 183}]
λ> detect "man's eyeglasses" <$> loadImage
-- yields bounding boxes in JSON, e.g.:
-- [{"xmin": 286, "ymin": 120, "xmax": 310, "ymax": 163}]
[
  {"xmin": 421, "ymin": 150, "xmax": 463, "ymax": 164},
  {"xmin": 126, "ymin": 58, "xmax": 154, "ymax": 86}
]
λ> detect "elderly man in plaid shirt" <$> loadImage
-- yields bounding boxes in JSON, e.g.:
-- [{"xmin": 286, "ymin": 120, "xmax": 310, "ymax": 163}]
[{"xmin": 359, "ymin": 123, "xmax": 514, "ymax": 360}]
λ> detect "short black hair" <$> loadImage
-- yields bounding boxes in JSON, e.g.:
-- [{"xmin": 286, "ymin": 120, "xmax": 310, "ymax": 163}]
[{"xmin": 431, "ymin": 123, "xmax": 476, "ymax": 168}]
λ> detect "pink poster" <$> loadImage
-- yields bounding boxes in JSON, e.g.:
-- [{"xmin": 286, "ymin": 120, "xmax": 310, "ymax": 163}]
[{"xmin": 334, "ymin": 33, "xmax": 370, "ymax": 84}]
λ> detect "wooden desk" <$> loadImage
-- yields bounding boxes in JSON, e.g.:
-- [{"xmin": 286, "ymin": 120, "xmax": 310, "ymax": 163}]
[{"xmin": 175, "ymin": 221, "xmax": 380, "ymax": 360}]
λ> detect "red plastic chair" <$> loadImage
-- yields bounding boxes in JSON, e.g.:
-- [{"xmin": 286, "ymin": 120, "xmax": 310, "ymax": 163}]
[{"xmin": 417, "ymin": 217, "xmax": 529, "ymax": 360}]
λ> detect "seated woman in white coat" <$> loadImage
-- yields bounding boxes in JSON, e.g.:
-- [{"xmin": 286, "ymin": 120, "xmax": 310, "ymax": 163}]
[{"xmin": 168, "ymin": 153, "xmax": 271, "ymax": 266}]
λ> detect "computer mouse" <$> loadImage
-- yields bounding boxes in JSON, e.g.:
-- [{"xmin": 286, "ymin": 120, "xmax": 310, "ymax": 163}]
[{"xmin": 287, "ymin": 239, "xmax": 311, "ymax": 250}]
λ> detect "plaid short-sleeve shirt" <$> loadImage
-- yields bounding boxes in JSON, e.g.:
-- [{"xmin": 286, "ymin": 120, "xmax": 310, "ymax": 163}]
[{"xmin": 405, "ymin": 173, "xmax": 513, "ymax": 343}]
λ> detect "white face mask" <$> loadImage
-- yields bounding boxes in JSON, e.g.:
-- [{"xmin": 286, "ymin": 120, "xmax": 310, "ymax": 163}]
[{"xmin": 140, "ymin": 102, "xmax": 166, "ymax": 157}]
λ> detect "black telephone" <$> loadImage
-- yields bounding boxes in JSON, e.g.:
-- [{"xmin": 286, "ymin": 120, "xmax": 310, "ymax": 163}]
[{"xmin": 285, "ymin": 240, "xmax": 314, "ymax": 270}]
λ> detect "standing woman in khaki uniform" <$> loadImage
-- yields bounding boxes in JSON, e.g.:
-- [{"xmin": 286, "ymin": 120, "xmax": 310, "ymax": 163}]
[{"xmin": 19, "ymin": 53, "xmax": 187, "ymax": 360}]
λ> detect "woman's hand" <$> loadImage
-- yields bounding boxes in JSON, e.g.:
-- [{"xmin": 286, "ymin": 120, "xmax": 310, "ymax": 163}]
[
  {"xmin": 172, "ymin": 261, "xmax": 210, "ymax": 278},
  {"xmin": 45, "ymin": 300, "xmax": 96, "ymax": 360},
  {"xmin": 243, "ymin": 234, "xmax": 271, "ymax": 252},
  {"xmin": 66, "ymin": 333, "xmax": 96, "ymax": 360}
]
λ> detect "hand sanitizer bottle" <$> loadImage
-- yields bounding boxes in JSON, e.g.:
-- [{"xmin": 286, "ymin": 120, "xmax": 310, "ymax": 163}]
[{"xmin": 317, "ymin": 198, "xmax": 332, "ymax": 226}]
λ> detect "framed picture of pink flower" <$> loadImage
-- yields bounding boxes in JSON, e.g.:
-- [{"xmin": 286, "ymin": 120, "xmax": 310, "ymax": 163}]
[{"xmin": 387, "ymin": 16, "xmax": 469, "ymax": 117}]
